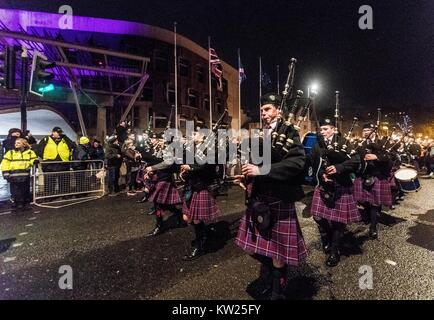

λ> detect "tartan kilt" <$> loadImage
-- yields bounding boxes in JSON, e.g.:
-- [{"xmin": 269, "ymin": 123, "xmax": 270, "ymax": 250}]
[
  {"xmin": 353, "ymin": 177, "xmax": 393, "ymax": 207},
  {"xmin": 183, "ymin": 189, "xmax": 220, "ymax": 222},
  {"xmin": 235, "ymin": 200, "xmax": 307, "ymax": 266},
  {"xmin": 148, "ymin": 180, "xmax": 181, "ymax": 205},
  {"xmin": 143, "ymin": 175, "xmax": 157, "ymax": 192},
  {"xmin": 311, "ymin": 186, "xmax": 361, "ymax": 224},
  {"xmin": 388, "ymin": 174, "xmax": 398, "ymax": 190}
]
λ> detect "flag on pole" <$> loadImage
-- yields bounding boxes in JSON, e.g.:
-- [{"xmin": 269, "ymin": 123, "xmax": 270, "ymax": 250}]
[
  {"xmin": 209, "ymin": 47, "xmax": 223, "ymax": 91},
  {"xmin": 239, "ymin": 60, "xmax": 247, "ymax": 83}
]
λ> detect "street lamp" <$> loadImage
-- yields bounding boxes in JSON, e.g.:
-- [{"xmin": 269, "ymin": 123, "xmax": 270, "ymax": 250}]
[
  {"xmin": 307, "ymin": 82, "xmax": 320, "ymax": 132},
  {"xmin": 308, "ymin": 82, "xmax": 319, "ymax": 98}
]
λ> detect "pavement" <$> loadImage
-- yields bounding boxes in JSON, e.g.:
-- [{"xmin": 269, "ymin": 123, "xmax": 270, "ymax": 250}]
[{"xmin": 0, "ymin": 178, "xmax": 433, "ymax": 300}]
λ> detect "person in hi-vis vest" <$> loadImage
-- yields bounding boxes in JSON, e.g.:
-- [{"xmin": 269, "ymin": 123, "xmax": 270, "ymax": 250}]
[
  {"xmin": 36, "ymin": 127, "xmax": 76, "ymax": 195},
  {"xmin": 1, "ymin": 138, "xmax": 37, "ymax": 211}
]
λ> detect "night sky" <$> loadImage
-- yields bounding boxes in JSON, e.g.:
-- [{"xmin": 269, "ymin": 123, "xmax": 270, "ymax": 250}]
[{"xmin": 1, "ymin": 0, "xmax": 433, "ymax": 121}]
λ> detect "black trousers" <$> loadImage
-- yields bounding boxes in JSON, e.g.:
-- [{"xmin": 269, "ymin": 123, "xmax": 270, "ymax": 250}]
[
  {"xmin": 126, "ymin": 168, "xmax": 138, "ymax": 191},
  {"xmin": 10, "ymin": 177, "xmax": 31, "ymax": 206}
]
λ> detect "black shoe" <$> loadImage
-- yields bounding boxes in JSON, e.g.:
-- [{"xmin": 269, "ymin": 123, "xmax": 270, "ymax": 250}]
[
  {"xmin": 182, "ymin": 246, "xmax": 205, "ymax": 261},
  {"xmin": 369, "ymin": 226, "xmax": 378, "ymax": 239},
  {"xmin": 146, "ymin": 226, "xmax": 162, "ymax": 237},
  {"xmin": 326, "ymin": 251, "xmax": 340, "ymax": 267},
  {"xmin": 137, "ymin": 194, "xmax": 149, "ymax": 203},
  {"xmin": 146, "ymin": 209, "xmax": 156, "ymax": 216}
]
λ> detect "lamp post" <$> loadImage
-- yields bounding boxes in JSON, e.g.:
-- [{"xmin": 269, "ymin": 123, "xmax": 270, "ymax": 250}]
[{"xmin": 308, "ymin": 82, "xmax": 319, "ymax": 132}]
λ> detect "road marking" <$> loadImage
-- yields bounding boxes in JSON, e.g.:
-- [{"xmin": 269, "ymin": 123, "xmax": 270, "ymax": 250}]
[
  {"xmin": 0, "ymin": 211, "xmax": 12, "ymax": 216},
  {"xmin": 12, "ymin": 242, "xmax": 23, "ymax": 248},
  {"xmin": 385, "ymin": 259, "xmax": 397, "ymax": 266},
  {"xmin": 18, "ymin": 232, "xmax": 28, "ymax": 236},
  {"xmin": 3, "ymin": 257, "xmax": 16, "ymax": 263},
  {"xmin": 28, "ymin": 217, "xmax": 37, "ymax": 220},
  {"xmin": 25, "ymin": 224, "xmax": 34, "ymax": 227}
]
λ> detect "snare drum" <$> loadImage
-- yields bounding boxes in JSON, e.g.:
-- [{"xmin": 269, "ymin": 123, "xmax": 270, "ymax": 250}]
[{"xmin": 394, "ymin": 167, "xmax": 421, "ymax": 192}]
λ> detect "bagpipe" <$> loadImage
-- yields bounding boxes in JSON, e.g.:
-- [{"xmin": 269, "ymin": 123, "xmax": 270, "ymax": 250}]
[
  {"xmin": 267, "ymin": 59, "xmax": 313, "ymax": 162},
  {"xmin": 317, "ymin": 117, "xmax": 358, "ymax": 185},
  {"xmin": 179, "ymin": 110, "xmax": 229, "ymax": 193}
]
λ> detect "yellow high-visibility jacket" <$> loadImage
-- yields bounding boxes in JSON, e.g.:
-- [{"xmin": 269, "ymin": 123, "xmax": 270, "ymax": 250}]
[
  {"xmin": 42, "ymin": 136, "xmax": 71, "ymax": 162},
  {"xmin": 1, "ymin": 148, "xmax": 37, "ymax": 180}
]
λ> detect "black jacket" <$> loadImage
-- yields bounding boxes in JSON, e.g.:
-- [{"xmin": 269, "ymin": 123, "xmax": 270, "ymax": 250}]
[
  {"xmin": 252, "ymin": 134, "xmax": 306, "ymax": 203},
  {"xmin": 312, "ymin": 134, "xmax": 360, "ymax": 187},
  {"xmin": 184, "ymin": 163, "xmax": 218, "ymax": 191},
  {"xmin": 356, "ymin": 138, "xmax": 392, "ymax": 179},
  {"xmin": 105, "ymin": 143, "xmax": 123, "ymax": 168},
  {"xmin": 72, "ymin": 144, "xmax": 91, "ymax": 170},
  {"xmin": 89, "ymin": 146, "xmax": 105, "ymax": 161}
]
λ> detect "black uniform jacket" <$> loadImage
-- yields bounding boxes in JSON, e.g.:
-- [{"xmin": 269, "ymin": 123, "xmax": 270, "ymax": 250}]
[
  {"xmin": 356, "ymin": 137, "xmax": 392, "ymax": 179},
  {"xmin": 251, "ymin": 133, "xmax": 306, "ymax": 203},
  {"xmin": 311, "ymin": 134, "xmax": 360, "ymax": 188}
]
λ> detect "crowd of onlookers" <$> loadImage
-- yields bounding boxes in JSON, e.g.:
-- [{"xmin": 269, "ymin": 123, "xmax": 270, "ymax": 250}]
[{"xmin": 0, "ymin": 120, "xmax": 152, "ymax": 211}]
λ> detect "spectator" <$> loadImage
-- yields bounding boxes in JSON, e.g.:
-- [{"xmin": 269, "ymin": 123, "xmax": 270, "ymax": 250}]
[
  {"xmin": 115, "ymin": 121, "xmax": 128, "ymax": 145},
  {"xmin": 71, "ymin": 136, "xmax": 91, "ymax": 194},
  {"xmin": 1, "ymin": 138, "xmax": 37, "ymax": 211},
  {"xmin": 105, "ymin": 135, "xmax": 123, "ymax": 196},
  {"xmin": 2, "ymin": 128, "xmax": 23, "ymax": 156},
  {"xmin": 72, "ymin": 136, "xmax": 91, "ymax": 170},
  {"xmin": 24, "ymin": 130, "xmax": 37, "ymax": 145},
  {"xmin": 123, "ymin": 138, "xmax": 141, "ymax": 195},
  {"xmin": 89, "ymin": 139, "xmax": 105, "ymax": 169},
  {"xmin": 36, "ymin": 127, "xmax": 76, "ymax": 195}
]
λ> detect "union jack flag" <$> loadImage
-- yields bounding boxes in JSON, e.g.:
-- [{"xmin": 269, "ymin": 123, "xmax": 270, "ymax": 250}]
[{"xmin": 210, "ymin": 48, "xmax": 223, "ymax": 90}]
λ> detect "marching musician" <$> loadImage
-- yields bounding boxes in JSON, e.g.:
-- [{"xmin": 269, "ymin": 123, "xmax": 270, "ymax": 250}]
[
  {"xmin": 382, "ymin": 132, "xmax": 403, "ymax": 207},
  {"xmin": 180, "ymin": 128, "xmax": 221, "ymax": 261},
  {"xmin": 353, "ymin": 123, "xmax": 393, "ymax": 239},
  {"xmin": 137, "ymin": 132, "xmax": 162, "ymax": 206},
  {"xmin": 234, "ymin": 93, "xmax": 307, "ymax": 300},
  {"xmin": 144, "ymin": 132, "xmax": 185, "ymax": 237},
  {"xmin": 310, "ymin": 117, "xmax": 361, "ymax": 267},
  {"xmin": 405, "ymin": 135, "xmax": 422, "ymax": 171}
]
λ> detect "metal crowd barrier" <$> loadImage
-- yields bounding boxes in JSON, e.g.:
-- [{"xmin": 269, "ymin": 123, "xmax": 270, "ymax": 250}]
[{"xmin": 32, "ymin": 160, "xmax": 106, "ymax": 208}]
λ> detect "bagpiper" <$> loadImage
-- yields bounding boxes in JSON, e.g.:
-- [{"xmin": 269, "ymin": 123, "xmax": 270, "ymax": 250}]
[
  {"xmin": 353, "ymin": 123, "xmax": 393, "ymax": 239},
  {"xmin": 144, "ymin": 133, "xmax": 185, "ymax": 237},
  {"xmin": 180, "ymin": 129, "xmax": 221, "ymax": 261},
  {"xmin": 234, "ymin": 93, "xmax": 307, "ymax": 300},
  {"xmin": 310, "ymin": 117, "xmax": 361, "ymax": 267}
]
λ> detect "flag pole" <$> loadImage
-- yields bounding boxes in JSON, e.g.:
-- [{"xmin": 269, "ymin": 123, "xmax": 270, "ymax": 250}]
[
  {"xmin": 208, "ymin": 36, "xmax": 212, "ymax": 128},
  {"xmin": 174, "ymin": 22, "xmax": 178, "ymax": 132},
  {"xmin": 277, "ymin": 64, "xmax": 280, "ymax": 95},
  {"xmin": 259, "ymin": 56, "xmax": 262, "ymax": 128},
  {"xmin": 238, "ymin": 48, "xmax": 241, "ymax": 133}
]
